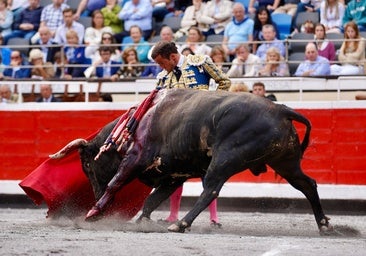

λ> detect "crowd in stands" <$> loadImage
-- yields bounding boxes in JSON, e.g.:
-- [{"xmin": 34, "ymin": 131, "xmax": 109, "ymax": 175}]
[{"xmin": 0, "ymin": 0, "xmax": 365, "ymax": 83}]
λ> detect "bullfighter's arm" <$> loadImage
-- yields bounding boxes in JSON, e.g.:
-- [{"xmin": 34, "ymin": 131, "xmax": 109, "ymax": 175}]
[{"xmin": 202, "ymin": 56, "xmax": 231, "ymax": 91}]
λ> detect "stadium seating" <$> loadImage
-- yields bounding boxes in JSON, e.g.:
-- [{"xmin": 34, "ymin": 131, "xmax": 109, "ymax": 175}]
[
  {"xmin": 288, "ymin": 52, "xmax": 305, "ymax": 75},
  {"xmin": 161, "ymin": 16, "xmax": 182, "ymax": 33},
  {"xmin": 289, "ymin": 32, "xmax": 314, "ymax": 53},
  {"xmin": 295, "ymin": 12, "xmax": 320, "ymax": 31},
  {"xmin": 271, "ymin": 13, "xmax": 292, "ymax": 40}
]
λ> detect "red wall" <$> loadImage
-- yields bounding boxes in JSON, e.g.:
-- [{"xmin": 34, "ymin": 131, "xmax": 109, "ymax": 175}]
[{"xmin": 1, "ymin": 108, "xmax": 366, "ymax": 185}]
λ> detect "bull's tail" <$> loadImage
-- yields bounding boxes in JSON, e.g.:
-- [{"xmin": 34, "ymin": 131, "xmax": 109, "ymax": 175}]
[{"xmin": 283, "ymin": 105, "xmax": 311, "ymax": 155}]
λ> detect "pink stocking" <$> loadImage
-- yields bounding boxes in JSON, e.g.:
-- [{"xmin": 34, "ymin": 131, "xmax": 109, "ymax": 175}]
[
  {"xmin": 166, "ymin": 186, "xmax": 183, "ymax": 222},
  {"xmin": 208, "ymin": 198, "xmax": 219, "ymax": 223}
]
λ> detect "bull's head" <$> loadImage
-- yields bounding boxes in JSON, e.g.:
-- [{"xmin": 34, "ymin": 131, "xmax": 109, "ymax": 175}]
[{"xmin": 50, "ymin": 120, "xmax": 122, "ymax": 200}]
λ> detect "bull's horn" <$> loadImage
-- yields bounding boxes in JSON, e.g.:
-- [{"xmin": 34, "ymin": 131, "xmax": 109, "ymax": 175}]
[{"xmin": 49, "ymin": 138, "xmax": 88, "ymax": 159}]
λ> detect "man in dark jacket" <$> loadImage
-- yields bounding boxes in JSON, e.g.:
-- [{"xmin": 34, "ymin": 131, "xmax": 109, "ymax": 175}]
[
  {"xmin": 3, "ymin": 50, "xmax": 31, "ymax": 79},
  {"xmin": 36, "ymin": 84, "xmax": 62, "ymax": 103},
  {"xmin": 4, "ymin": 0, "xmax": 43, "ymax": 44}
]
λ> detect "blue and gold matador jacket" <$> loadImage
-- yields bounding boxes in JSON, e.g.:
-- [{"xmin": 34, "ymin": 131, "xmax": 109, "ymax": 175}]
[{"xmin": 155, "ymin": 55, "xmax": 231, "ymax": 90}]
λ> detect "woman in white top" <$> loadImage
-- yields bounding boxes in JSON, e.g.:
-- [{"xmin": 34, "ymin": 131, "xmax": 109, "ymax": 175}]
[
  {"xmin": 330, "ymin": 21, "xmax": 365, "ymax": 75},
  {"xmin": 84, "ymin": 10, "xmax": 113, "ymax": 47},
  {"xmin": 178, "ymin": 26, "xmax": 212, "ymax": 55},
  {"xmin": 320, "ymin": 0, "xmax": 345, "ymax": 34}
]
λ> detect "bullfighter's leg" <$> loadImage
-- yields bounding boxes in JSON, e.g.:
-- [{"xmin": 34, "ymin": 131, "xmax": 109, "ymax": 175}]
[
  {"xmin": 136, "ymin": 182, "xmax": 184, "ymax": 223},
  {"xmin": 270, "ymin": 159, "xmax": 332, "ymax": 234},
  {"xmin": 166, "ymin": 186, "xmax": 183, "ymax": 222}
]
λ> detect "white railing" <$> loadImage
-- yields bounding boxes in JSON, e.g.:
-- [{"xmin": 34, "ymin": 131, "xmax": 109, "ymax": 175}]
[{"xmin": 1, "ymin": 76, "xmax": 365, "ymax": 103}]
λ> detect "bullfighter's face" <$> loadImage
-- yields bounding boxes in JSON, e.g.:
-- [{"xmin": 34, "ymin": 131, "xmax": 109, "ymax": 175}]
[{"xmin": 153, "ymin": 54, "xmax": 177, "ymax": 73}]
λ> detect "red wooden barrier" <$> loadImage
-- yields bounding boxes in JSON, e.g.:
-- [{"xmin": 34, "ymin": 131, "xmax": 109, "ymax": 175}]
[{"xmin": 1, "ymin": 108, "xmax": 365, "ymax": 185}]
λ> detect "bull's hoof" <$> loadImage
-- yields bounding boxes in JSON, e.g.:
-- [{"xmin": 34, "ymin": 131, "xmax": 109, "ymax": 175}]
[
  {"xmin": 318, "ymin": 217, "xmax": 333, "ymax": 236},
  {"xmin": 319, "ymin": 223, "xmax": 334, "ymax": 236},
  {"xmin": 85, "ymin": 206, "xmax": 103, "ymax": 222},
  {"xmin": 167, "ymin": 221, "xmax": 189, "ymax": 233}
]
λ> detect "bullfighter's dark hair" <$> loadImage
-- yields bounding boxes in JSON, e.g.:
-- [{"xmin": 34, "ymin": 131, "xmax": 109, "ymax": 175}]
[{"xmin": 151, "ymin": 41, "xmax": 178, "ymax": 60}]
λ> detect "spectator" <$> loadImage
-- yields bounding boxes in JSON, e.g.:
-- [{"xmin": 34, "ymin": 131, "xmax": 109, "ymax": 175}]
[
  {"xmin": 229, "ymin": 82, "xmax": 249, "ymax": 92},
  {"xmin": 99, "ymin": 93, "xmax": 113, "ymax": 102},
  {"xmin": 115, "ymin": 0, "xmax": 153, "ymax": 43},
  {"xmin": 314, "ymin": 23, "xmax": 336, "ymax": 62},
  {"xmin": 355, "ymin": 94, "xmax": 366, "ymax": 100},
  {"xmin": 252, "ymin": 81, "xmax": 277, "ymax": 101},
  {"xmin": 101, "ymin": 0, "xmax": 123, "ymax": 34},
  {"xmin": 255, "ymin": 24, "xmax": 286, "ymax": 59},
  {"xmin": 248, "ymin": 0, "xmax": 280, "ymax": 15},
  {"xmin": 111, "ymin": 47, "xmax": 144, "ymax": 80},
  {"xmin": 84, "ymin": 10, "xmax": 113, "ymax": 47},
  {"xmin": 3, "ymin": 50, "xmax": 31, "ymax": 78},
  {"xmin": 8, "ymin": 0, "xmax": 29, "ymax": 19},
  {"xmin": 196, "ymin": 0, "xmax": 233, "ymax": 37},
  {"xmin": 35, "ymin": 84, "xmax": 62, "ymax": 102},
  {"xmin": 0, "ymin": 34, "xmax": 11, "ymax": 65},
  {"xmin": 64, "ymin": 29, "xmax": 91, "ymax": 78},
  {"xmin": 180, "ymin": 47, "xmax": 194, "ymax": 56},
  {"xmin": 35, "ymin": 0, "xmax": 69, "ymax": 41},
  {"xmin": 342, "ymin": 0, "xmax": 366, "ymax": 32},
  {"xmin": 272, "ymin": 0, "xmax": 299, "ymax": 17},
  {"xmin": 174, "ymin": 0, "xmax": 205, "ymax": 39},
  {"xmin": 86, "ymin": 31, "xmax": 122, "ymax": 63},
  {"xmin": 53, "ymin": 51, "xmax": 71, "ymax": 79},
  {"xmin": 292, "ymin": 0, "xmax": 322, "ymax": 32},
  {"xmin": 54, "ymin": 8, "xmax": 85, "ymax": 45},
  {"xmin": 29, "ymin": 48, "xmax": 55, "ymax": 79},
  {"xmin": 253, "ymin": 6, "xmax": 280, "ymax": 53},
  {"xmin": 91, "ymin": 46, "xmax": 121, "ymax": 78},
  {"xmin": 0, "ymin": 0, "xmax": 14, "ymax": 38},
  {"xmin": 258, "ymin": 46, "xmax": 290, "ymax": 76},
  {"xmin": 4, "ymin": 0, "xmax": 43, "ymax": 44},
  {"xmin": 148, "ymin": 25, "xmax": 174, "ymax": 60},
  {"xmin": 121, "ymin": 25, "xmax": 151, "ymax": 63},
  {"xmin": 294, "ymin": 42, "xmax": 330, "ymax": 76},
  {"xmin": 330, "ymin": 21, "xmax": 365, "ymax": 75},
  {"xmin": 0, "ymin": 84, "xmax": 19, "ymax": 103},
  {"xmin": 74, "ymin": 0, "xmax": 106, "ymax": 20},
  {"xmin": 32, "ymin": 26, "xmax": 61, "ymax": 63},
  {"xmin": 210, "ymin": 45, "xmax": 230, "ymax": 73},
  {"xmin": 151, "ymin": 0, "xmax": 175, "ymax": 23},
  {"xmin": 170, "ymin": 0, "xmax": 192, "ymax": 18},
  {"xmin": 320, "ymin": 0, "xmax": 345, "ymax": 34},
  {"xmin": 178, "ymin": 26, "xmax": 211, "ymax": 55},
  {"xmin": 300, "ymin": 19, "xmax": 315, "ymax": 34},
  {"xmin": 222, "ymin": 3, "xmax": 254, "ymax": 60},
  {"xmin": 227, "ymin": 43, "xmax": 262, "ymax": 77},
  {"xmin": 142, "ymin": 26, "xmax": 174, "ymax": 77}
]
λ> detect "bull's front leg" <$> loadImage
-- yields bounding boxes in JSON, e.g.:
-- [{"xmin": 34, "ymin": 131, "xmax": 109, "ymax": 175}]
[
  {"xmin": 85, "ymin": 156, "xmax": 138, "ymax": 221},
  {"xmin": 168, "ymin": 177, "xmax": 225, "ymax": 233},
  {"xmin": 136, "ymin": 182, "xmax": 183, "ymax": 223}
]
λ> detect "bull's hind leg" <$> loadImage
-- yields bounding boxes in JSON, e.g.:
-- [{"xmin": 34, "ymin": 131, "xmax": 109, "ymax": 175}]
[{"xmin": 271, "ymin": 159, "xmax": 332, "ymax": 234}]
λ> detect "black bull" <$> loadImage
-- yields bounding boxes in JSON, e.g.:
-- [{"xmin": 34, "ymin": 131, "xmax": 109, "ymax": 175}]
[{"xmin": 51, "ymin": 89, "xmax": 331, "ymax": 233}]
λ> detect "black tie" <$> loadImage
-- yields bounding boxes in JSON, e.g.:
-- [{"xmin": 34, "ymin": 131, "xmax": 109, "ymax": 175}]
[{"xmin": 173, "ymin": 67, "xmax": 181, "ymax": 80}]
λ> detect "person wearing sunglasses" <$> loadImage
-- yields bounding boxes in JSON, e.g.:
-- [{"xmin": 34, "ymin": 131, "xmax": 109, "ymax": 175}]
[{"xmin": 3, "ymin": 50, "xmax": 31, "ymax": 79}]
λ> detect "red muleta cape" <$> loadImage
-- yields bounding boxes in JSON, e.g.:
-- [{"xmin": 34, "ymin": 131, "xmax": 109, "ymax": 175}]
[{"xmin": 19, "ymin": 130, "xmax": 152, "ymax": 220}]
